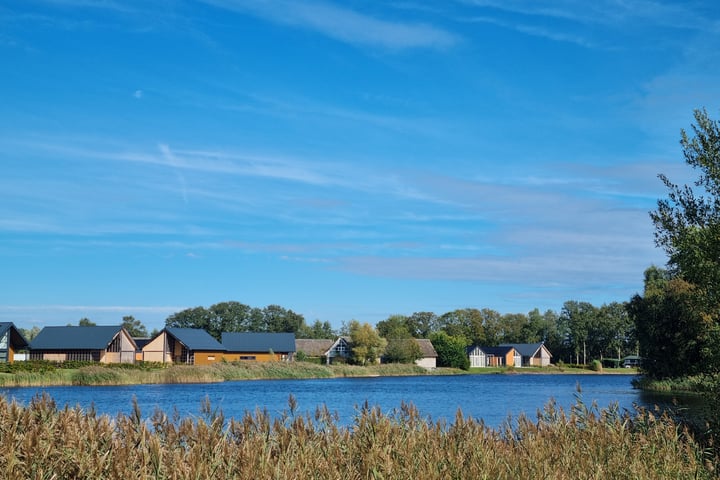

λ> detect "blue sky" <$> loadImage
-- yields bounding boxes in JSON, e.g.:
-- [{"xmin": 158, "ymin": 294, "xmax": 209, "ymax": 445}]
[{"xmin": 2, "ymin": 0, "xmax": 719, "ymax": 333}]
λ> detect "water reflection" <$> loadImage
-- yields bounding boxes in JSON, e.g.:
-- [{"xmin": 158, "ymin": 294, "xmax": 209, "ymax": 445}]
[{"xmin": 1, "ymin": 374, "xmax": 648, "ymax": 429}]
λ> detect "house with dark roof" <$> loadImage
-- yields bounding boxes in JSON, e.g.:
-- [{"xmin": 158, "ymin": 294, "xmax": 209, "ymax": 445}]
[
  {"xmin": 221, "ymin": 332, "xmax": 296, "ymax": 362},
  {"xmin": 0, "ymin": 322, "xmax": 29, "ymax": 363},
  {"xmin": 467, "ymin": 345, "xmax": 520, "ymax": 368},
  {"xmin": 29, "ymin": 325, "xmax": 137, "ymax": 363},
  {"xmin": 499, "ymin": 342, "xmax": 552, "ymax": 367},
  {"xmin": 141, "ymin": 327, "xmax": 226, "ymax": 365}
]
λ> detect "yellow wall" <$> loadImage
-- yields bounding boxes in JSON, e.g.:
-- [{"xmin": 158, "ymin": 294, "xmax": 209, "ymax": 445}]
[
  {"xmin": 220, "ymin": 352, "xmax": 284, "ymax": 362},
  {"xmin": 193, "ymin": 352, "xmax": 226, "ymax": 365}
]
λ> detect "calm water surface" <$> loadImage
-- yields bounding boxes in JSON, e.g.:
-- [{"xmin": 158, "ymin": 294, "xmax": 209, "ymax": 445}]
[{"xmin": 0, "ymin": 374, "xmax": 647, "ymax": 428}]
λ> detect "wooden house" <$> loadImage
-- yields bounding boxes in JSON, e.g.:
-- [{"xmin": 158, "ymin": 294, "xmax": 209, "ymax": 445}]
[
  {"xmin": 221, "ymin": 332, "xmax": 296, "ymax": 362},
  {"xmin": 467, "ymin": 345, "xmax": 519, "ymax": 368},
  {"xmin": 0, "ymin": 322, "xmax": 29, "ymax": 363},
  {"xmin": 29, "ymin": 325, "xmax": 137, "ymax": 363},
  {"xmin": 414, "ymin": 339, "xmax": 438, "ymax": 369},
  {"xmin": 500, "ymin": 342, "xmax": 552, "ymax": 367},
  {"xmin": 141, "ymin": 327, "xmax": 226, "ymax": 365}
]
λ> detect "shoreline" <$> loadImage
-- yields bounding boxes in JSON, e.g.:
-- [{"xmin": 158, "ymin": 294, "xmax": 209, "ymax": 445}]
[{"xmin": 0, "ymin": 361, "xmax": 639, "ymax": 388}]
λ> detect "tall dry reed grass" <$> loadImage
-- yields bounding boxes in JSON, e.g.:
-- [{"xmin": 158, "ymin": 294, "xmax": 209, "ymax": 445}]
[{"xmin": 0, "ymin": 392, "xmax": 714, "ymax": 479}]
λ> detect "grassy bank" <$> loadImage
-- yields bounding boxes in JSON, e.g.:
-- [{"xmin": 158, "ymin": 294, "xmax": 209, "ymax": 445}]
[
  {"xmin": 0, "ymin": 361, "xmax": 462, "ymax": 387},
  {"xmin": 632, "ymin": 374, "xmax": 719, "ymax": 394},
  {"xmin": 0, "ymin": 393, "xmax": 712, "ymax": 479}
]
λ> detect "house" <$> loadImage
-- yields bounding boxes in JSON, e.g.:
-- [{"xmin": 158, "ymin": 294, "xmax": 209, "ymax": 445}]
[
  {"xmin": 295, "ymin": 338, "xmax": 334, "ymax": 361},
  {"xmin": 29, "ymin": 325, "xmax": 137, "ymax": 363},
  {"xmin": 323, "ymin": 336, "xmax": 352, "ymax": 364},
  {"xmin": 133, "ymin": 337, "xmax": 151, "ymax": 362},
  {"xmin": 414, "ymin": 339, "xmax": 438, "ymax": 369},
  {"xmin": 141, "ymin": 327, "xmax": 226, "ymax": 365},
  {"xmin": 295, "ymin": 337, "xmax": 351, "ymax": 364},
  {"xmin": 467, "ymin": 345, "xmax": 520, "ymax": 368},
  {"xmin": 221, "ymin": 332, "xmax": 296, "ymax": 362},
  {"xmin": 500, "ymin": 342, "xmax": 552, "ymax": 367},
  {"xmin": 622, "ymin": 355, "xmax": 642, "ymax": 368},
  {"xmin": 0, "ymin": 323, "xmax": 29, "ymax": 363}
]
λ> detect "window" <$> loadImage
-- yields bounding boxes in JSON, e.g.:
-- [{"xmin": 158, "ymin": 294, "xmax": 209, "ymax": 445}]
[{"xmin": 239, "ymin": 356, "xmax": 256, "ymax": 360}]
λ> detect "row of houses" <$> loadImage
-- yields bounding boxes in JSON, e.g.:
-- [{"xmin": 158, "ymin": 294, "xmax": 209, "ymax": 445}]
[
  {"xmin": 0, "ymin": 323, "xmax": 298, "ymax": 365},
  {"xmin": 1, "ymin": 322, "xmax": 556, "ymax": 369},
  {"xmin": 0, "ymin": 323, "xmax": 440, "ymax": 367}
]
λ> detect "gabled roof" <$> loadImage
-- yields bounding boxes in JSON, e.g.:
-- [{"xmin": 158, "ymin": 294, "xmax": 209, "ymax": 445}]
[
  {"xmin": 500, "ymin": 342, "xmax": 551, "ymax": 358},
  {"xmin": 295, "ymin": 339, "xmax": 334, "ymax": 357},
  {"xmin": 0, "ymin": 322, "xmax": 29, "ymax": 349},
  {"xmin": 30, "ymin": 326, "xmax": 134, "ymax": 350},
  {"xmin": 165, "ymin": 328, "xmax": 226, "ymax": 351},
  {"xmin": 467, "ymin": 345, "xmax": 515, "ymax": 356},
  {"xmin": 222, "ymin": 332, "xmax": 296, "ymax": 353},
  {"xmin": 326, "ymin": 336, "xmax": 351, "ymax": 355},
  {"xmin": 415, "ymin": 339, "xmax": 437, "ymax": 358}
]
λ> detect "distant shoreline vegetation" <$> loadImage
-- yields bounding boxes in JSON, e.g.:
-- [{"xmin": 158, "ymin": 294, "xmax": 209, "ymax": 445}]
[{"xmin": 0, "ymin": 360, "xmax": 635, "ymax": 388}]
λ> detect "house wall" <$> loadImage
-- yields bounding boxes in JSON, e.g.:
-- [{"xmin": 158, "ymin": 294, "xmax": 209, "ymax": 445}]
[
  {"xmin": 415, "ymin": 357, "xmax": 436, "ymax": 369},
  {"xmin": 102, "ymin": 351, "xmax": 136, "ymax": 364},
  {"xmin": 530, "ymin": 347, "xmax": 551, "ymax": 367},
  {"xmin": 102, "ymin": 332, "xmax": 136, "ymax": 364},
  {"xmin": 221, "ymin": 352, "xmax": 289, "ymax": 362},
  {"xmin": 141, "ymin": 333, "xmax": 172, "ymax": 363},
  {"xmin": 41, "ymin": 353, "xmax": 67, "ymax": 362},
  {"xmin": 192, "ymin": 352, "xmax": 225, "ymax": 365},
  {"xmin": 468, "ymin": 346, "xmax": 486, "ymax": 368}
]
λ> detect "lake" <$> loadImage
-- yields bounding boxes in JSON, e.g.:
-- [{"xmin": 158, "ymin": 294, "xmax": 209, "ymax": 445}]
[{"xmin": 0, "ymin": 374, "xmax": 652, "ymax": 428}]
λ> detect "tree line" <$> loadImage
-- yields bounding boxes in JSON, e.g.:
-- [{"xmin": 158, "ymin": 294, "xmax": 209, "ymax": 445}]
[{"xmin": 158, "ymin": 299, "xmax": 636, "ymax": 369}]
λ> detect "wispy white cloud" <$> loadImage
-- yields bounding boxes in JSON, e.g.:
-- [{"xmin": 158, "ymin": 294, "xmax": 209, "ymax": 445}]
[
  {"xmin": 458, "ymin": 0, "xmax": 713, "ymax": 31},
  {"xmin": 201, "ymin": 0, "xmax": 458, "ymax": 50}
]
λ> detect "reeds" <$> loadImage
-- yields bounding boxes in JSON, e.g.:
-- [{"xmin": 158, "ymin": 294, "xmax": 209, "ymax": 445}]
[
  {"xmin": 0, "ymin": 393, "xmax": 713, "ymax": 479},
  {"xmin": 0, "ymin": 361, "xmax": 448, "ymax": 387}
]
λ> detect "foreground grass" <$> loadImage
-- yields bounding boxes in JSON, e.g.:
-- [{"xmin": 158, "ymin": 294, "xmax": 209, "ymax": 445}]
[
  {"xmin": 0, "ymin": 393, "xmax": 713, "ymax": 479},
  {"xmin": 0, "ymin": 361, "xmax": 462, "ymax": 387}
]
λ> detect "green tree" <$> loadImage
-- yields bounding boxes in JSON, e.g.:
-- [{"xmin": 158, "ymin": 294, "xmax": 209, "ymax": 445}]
[
  {"xmin": 651, "ymin": 109, "xmax": 720, "ymax": 305},
  {"xmin": 429, "ymin": 331, "xmax": 470, "ymax": 370},
  {"xmin": 378, "ymin": 315, "xmax": 422, "ymax": 363},
  {"xmin": 629, "ymin": 270, "xmax": 714, "ymax": 379},
  {"xmin": 436, "ymin": 308, "xmax": 488, "ymax": 345},
  {"xmin": 78, "ymin": 318, "xmax": 96, "ymax": 327},
  {"xmin": 644, "ymin": 108, "xmax": 720, "ymax": 377},
  {"xmin": 348, "ymin": 320, "xmax": 386, "ymax": 366},
  {"xmin": 18, "ymin": 326, "xmax": 41, "ymax": 341},
  {"xmin": 298, "ymin": 320, "xmax": 335, "ymax": 339},
  {"xmin": 262, "ymin": 305, "xmax": 305, "ymax": 333},
  {"xmin": 406, "ymin": 311, "xmax": 438, "ymax": 338},
  {"xmin": 559, "ymin": 301, "xmax": 597, "ymax": 365},
  {"xmin": 121, "ymin": 315, "xmax": 148, "ymax": 337}
]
